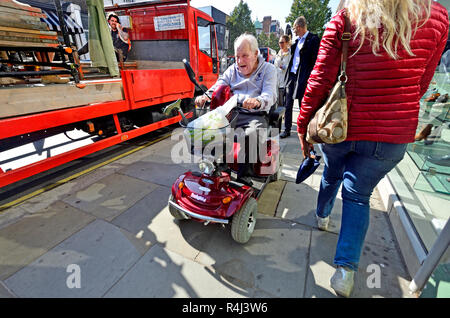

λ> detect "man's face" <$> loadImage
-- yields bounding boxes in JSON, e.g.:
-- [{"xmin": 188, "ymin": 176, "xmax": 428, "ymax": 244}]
[
  {"xmin": 294, "ymin": 24, "xmax": 305, "ymax": 37},
  {"xmin": 108, "ymin": 17, "xmax": 118, "ymax": 30},
  {"xmin": 235, "ymin": 41, "xmax": 258, "ymax": 77}
]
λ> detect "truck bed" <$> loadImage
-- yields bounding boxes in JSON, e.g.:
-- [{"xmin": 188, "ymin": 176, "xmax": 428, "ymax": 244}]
[
  {"xmin": 0, "ymin": 78, "xmax": 124, "ymax": 119},
  {"xmin": 0, "ymin": 60, "xmax": 189, "ymax": 119}
]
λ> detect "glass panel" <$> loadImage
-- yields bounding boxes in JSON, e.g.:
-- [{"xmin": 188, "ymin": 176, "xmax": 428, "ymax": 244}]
[
  {"xmin": 210, "ymin": 25, "xmax": 217, "ymax": 59},
  {"xmin": 197, "ymin": 17, "xmax": 211, "ymax": 57},
  {"xmin": 388, "ymin": 43, "xmax": 450, "ymax": 251}
]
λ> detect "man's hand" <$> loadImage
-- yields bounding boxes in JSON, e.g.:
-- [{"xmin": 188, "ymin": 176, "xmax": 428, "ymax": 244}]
[
  {"xmin": 117, "ymin": 24, "xmax": 129, "ymax": 41},
  {"xmin": 195, "ymin": 95, "xmax": 209, "ymax": 107},
  {"xmin": 298, "ymin": 132, "xmax": 314, "ymax": 159},
  {"xmin": 242, "ymin": 98, "xmax": 261, "ymax": 110}
]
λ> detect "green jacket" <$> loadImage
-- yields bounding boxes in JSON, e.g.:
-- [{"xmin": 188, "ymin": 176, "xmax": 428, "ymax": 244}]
[{"xmin": 86, "ymin": 0, "xmax": 119, "ymax": 77}]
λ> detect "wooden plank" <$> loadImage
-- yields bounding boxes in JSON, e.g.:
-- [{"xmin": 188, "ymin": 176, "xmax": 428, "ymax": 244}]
[
  {"xmin": 0, "ymin": 82, "xmax": 125, "ymax": 119},
  {"xmin": 0, "ymin": 6, "xmax": 46, "ymax": 18},
  {"xmin": 0, "ymin": 11, "xmax": 49, "ymax": 31},
  {"xmin": 0, "ymin": 77, "xmax": 24, "ymax": 85},
  {"xmin": 0, "ymin": 26, "xmax": 56, "ymax": 36},
  {"xmin": 0, "ymin": 0, "xmax": 42, "ymax": 14},
  {"xmin": 0, "ymin": 35, "xmax": 58, "ymax": 44},
  {"xmin": 0, "ymin": 20, "xmax": 49, "ymax": 31},
  {"xmin": 0, "ymin": 39, "xmax": 58, "ymax": 47},
  {"xmin": 0, "ymin": 30, "xmax": 58, "ymax": 41},
  {"xmin": 0, "ymin": 11, "xmax": 44, "ymax": 24}
]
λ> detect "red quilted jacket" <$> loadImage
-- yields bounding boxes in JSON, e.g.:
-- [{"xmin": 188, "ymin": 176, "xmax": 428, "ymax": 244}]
[{"xmin": 297, "ymin": 2, "xmax": 449, "ymax": 143}]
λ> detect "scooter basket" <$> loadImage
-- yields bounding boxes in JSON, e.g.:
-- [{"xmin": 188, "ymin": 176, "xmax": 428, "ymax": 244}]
[{"xmin": 181, "ymin": 108, "xmax": 239, "ymax": 153}]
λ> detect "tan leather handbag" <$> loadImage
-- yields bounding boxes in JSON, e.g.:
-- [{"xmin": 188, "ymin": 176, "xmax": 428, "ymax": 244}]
[{"xmin": 306, "ymin": 14, "xmax": 351, "ymax": 144}]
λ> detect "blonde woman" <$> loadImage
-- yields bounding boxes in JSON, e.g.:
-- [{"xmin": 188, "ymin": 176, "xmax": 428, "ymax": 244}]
[
  {"xmin": 274, "ymin": 35, "xmax": 291, "ymax": 105},
  {"xmin": 297, "ymin": 0, "xmax": 448, "ymax": 297}
]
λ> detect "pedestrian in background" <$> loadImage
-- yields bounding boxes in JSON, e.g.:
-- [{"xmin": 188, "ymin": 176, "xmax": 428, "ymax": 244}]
[
  {"xmin": 297, "ymin": 0, "xmax": 448, "ymax": 297},
  {"xmin": 107, "ymin": 13, "xmax": 130, "ymax": 63},
  {"xmin": 280, "ymin": 16, "xmax": 320, "ymax": 138},
  {"xmin": 274, "ymin": 35, "xmax": 291, "ymax": 107}
]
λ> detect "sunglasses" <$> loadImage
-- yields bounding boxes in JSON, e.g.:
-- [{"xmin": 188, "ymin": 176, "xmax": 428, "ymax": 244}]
[{"xmin": 279, "ymin": 41, "xmax": 285, "ymax": 44}]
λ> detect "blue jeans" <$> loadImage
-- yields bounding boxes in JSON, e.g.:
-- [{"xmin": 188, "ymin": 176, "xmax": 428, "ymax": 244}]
[{"xmin": 317, "ymin": 141, "xmax": 407, "ymax": 271}]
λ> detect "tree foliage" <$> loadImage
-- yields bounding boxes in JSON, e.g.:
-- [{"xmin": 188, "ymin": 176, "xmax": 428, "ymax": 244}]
[
  {"xmin": 226, "ymin": 0, "xmax": 256, "ymax": 55},
  {"xmin": 257, "ymin": 32, "xmax": 280, "ymax": 52},
  {"xmin": 286, "ymin": 0, "xmax": 332, "ymax": 37}
]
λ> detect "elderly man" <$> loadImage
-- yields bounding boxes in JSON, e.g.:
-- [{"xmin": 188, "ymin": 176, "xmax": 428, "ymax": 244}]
[{"xmin": 195, "ymin": 33, "xmax": 277, "ymax": 183}]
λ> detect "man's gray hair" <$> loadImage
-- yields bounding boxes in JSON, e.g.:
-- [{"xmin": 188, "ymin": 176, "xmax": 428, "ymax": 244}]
[
  {"xmin": 294, "ymin": 16, "xmax": 307, "ymax": 28},
  {"xmin": 234, "ymin": 33, "xmax": 259, "ymax": 54}
]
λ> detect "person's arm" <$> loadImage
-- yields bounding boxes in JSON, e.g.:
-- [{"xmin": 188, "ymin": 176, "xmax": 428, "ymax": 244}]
[
  {"xmin": 195, "ymin": 65, "xmax": 233, "ymax": 106},
  {"xmin": 274, "ymin": 54, "xmax": 281, "ymax": 68},
  {"xmin": 205, "ymin": 65, "xmax": 233, "ymax": 96},
  {"xmin": 257, "ymin": 62, "xmax": 278, "ymax": 112},
  {"xmin": 297, "ymin": 11, "xmax": 345, "ymax": 135},
  {"xmin": 419, "ymin": 16, "xmax": 449, "ymax": 97},
  {"xmin": 242, "ymin": 63, "xmax": 277, "ymax": 111},
  {"xmin": 309, "ymin": 34, "xmax": 320, "ymax": 70},
  {"xmin": 118, "ymin": 25, "xmax": 129, "ymax": 41}
]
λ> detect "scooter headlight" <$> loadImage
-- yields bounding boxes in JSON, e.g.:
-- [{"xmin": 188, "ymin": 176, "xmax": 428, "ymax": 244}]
[{"xmin": 198, "ymin": 159, "xmax": 214, "ymax": 175}]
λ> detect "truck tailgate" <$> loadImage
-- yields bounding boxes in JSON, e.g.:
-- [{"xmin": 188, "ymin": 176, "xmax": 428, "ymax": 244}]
[{"xmin": 122, "ymin": 68, "xmax": 194, "ymax": 109}]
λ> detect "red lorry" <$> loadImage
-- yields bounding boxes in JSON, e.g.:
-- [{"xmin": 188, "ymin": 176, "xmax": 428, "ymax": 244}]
[{"xmin": 0, "ymin": 0, "xmax": 219, "ymax": 188}]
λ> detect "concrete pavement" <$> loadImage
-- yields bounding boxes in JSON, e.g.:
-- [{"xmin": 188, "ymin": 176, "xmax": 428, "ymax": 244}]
[{"xmin": 0, "ymin": 107, "xmax": 414, "ymax": 298}]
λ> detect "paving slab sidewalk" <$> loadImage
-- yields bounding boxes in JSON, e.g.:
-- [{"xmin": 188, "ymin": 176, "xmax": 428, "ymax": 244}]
[{"xmin": 0, "ymin": 107, "xmax": 414, "ymax": 298}]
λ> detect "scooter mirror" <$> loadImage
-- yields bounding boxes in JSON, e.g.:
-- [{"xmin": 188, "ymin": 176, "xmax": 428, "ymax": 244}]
[
  {"xmin": 182, "ymin": 59, "xmax": 210, "ymax": 98},
  {"xmin": 182, "ymin": 59, "xmax": 197, "ymax": 85}
]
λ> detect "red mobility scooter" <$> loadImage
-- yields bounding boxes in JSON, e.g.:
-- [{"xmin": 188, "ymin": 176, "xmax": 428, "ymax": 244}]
[{"xmin": 165, "ymin": 60, "xmax": 285, "ymax": 243}]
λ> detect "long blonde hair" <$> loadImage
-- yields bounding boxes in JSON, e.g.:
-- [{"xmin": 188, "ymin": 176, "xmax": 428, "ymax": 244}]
[{"xmin": 345, "ymin": 0, "xmax": 432, "ymax": 59}]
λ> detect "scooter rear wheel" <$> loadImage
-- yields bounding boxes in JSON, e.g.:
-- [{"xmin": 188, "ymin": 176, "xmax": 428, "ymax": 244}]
[{"xmin": 231, "ymin": 197, "xmax": 257, "ymax": 243}]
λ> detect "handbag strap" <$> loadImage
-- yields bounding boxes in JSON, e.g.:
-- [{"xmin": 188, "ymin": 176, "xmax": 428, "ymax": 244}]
[{"xmin": 339, "ymin": 12, "xmax": 352, "ymax": 83}]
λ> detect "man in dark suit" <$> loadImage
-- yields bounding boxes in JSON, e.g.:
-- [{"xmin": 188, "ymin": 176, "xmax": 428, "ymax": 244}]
[{"xmin": 280, "ymin": 16, "xmax": 320, "ymax": 138}]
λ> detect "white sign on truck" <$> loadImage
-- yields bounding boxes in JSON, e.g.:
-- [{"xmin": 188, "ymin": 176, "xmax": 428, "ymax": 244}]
[
  {"xmin": 104, "ymin": 0, "xmax": 183, "ymax": 8},
  {"xmin": 154, "ymin": 13, "xmax": 185, "ymax": 31}
]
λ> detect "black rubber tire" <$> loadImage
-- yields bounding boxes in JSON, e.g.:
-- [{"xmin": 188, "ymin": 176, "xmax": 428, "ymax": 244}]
[
  {"xmin": 168, "ymin": 195, "xmax": 188, "ymax": 220},
  {"xmin": 231, "ymin": 197, "xmax": 257, "ymax": 244}
]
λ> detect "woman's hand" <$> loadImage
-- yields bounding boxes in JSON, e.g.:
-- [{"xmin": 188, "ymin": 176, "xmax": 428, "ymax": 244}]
[{"xmin": 298, "ymin": 133, "xmax": 314, "ymax": 159}]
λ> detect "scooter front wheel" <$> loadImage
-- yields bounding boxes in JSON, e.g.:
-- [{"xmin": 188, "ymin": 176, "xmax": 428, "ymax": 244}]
[
  {"xmin": 168, "ymin": 195, "xmax": 188, "ymax": 220},
  {"xmin": 231, "ymin": 197, "xmax": 257, "ymax": 244}
]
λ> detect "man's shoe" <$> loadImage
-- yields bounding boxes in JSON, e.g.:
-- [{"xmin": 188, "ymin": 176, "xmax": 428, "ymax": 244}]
[
  {"xmin": 330, "ymin": 266, "xmax": 355, "ymax": 298},
  {"xmin": 280, "ymin": 131, "xmax": 291, "ymax": 138},
  {"xmin": 424, "ymin": 92, "xmax": 440, "ymax": 102},
  {"xmin": 316, "ymin": 214, "xmax": 329, "ymax": 231}
]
